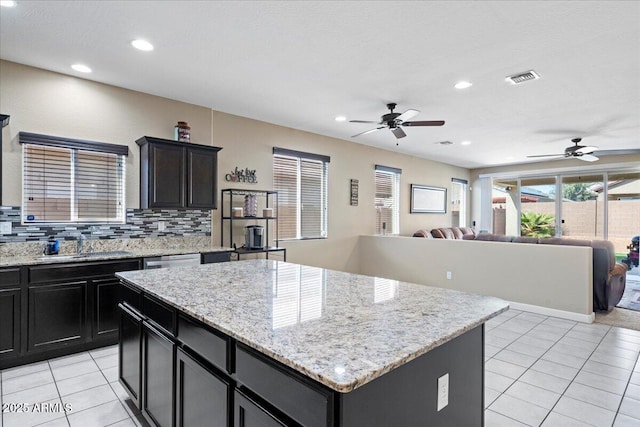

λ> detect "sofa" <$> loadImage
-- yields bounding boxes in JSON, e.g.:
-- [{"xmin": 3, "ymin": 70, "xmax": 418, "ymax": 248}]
[
  {"xmin": 444, "ymin": 233, "xmax": 626, "ymax": 312},
  {"xmin": 412, "ymin": 226, "xmax": 477, "ymax": 239}
]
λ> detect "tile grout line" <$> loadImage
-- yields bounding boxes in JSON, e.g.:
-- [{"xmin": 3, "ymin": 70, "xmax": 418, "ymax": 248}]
[
  {"xmin": 46, "ymin": 360, "xmax": 71, "ymax": 427},
  {"xmin": 89, "ymin": 349, "xmax": 133, "ymax": 426},
  {"xmin": 611, "ymin": 346, "xmax": 640, "ymax": 424},
  {"xmin": 538, "ymin": 321, "xmax": 613, "ymax": 426}
]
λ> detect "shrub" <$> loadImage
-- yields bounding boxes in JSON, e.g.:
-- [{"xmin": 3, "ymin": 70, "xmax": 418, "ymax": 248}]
[{"xmin": 521, "ymin": 211, "xmax": 555, "ymax": 237}]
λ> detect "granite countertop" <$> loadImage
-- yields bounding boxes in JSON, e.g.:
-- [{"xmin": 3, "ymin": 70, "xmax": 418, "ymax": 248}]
[
  {"xmin": 0, "ymin": 244, "xmax": 232, "ymax": 267},
  {"xmin": 116, "ymin": 259, "xmax": 509, "ymax": 393}
]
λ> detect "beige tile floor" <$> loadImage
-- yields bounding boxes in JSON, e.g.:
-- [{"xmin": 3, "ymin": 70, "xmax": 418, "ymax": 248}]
[{"xmin": 1, "ymin": 309, "xmax": 640, "ymax": 426}]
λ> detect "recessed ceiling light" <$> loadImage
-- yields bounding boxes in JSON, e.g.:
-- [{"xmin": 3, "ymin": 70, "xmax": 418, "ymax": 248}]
[
  {"xmin": 460, "ymin": 140, "xmax": 472, "ymax": 146},
  {"xmin": 71, "ymin": 64, "xmax": 92, "ymax": 73},
  {"xmin": 131, "ymin": 39, "xmax": 154, "ymax": 51},
  {"xmin": 454, "ymin": 81, "xmax": 472, "ymax": 89},
  {"xmin": 334, "ymin": 116, "xmax": 347, "ymax": 122},
  {"xmin": 0, "ymin": 1, "xmax": 17, "ymax": 7}
]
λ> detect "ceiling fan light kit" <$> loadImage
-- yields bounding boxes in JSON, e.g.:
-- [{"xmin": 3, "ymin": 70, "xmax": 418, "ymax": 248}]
[{"xmin": 349, "ymin": 103, "xmax": 445, "ymax": 142}]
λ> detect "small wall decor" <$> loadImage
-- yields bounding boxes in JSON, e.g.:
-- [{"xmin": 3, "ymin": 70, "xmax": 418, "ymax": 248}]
[
  {"xmin": 411, "ymin": 184, "xmax": 447, "ymax": 213},
  {"xmin": 225, "ymin": 167, "xmax": 258, "ymax": 183},
  {"xmin": 350, "ymin": 179, "xmax": 359, "ymax": 206}
]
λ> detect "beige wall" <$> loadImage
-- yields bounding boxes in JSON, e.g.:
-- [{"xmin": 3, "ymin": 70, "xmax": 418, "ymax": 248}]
[
  {"xmin": 357, "ymin": 235, "xmax": 593, "ymax": 318},
  {"xmin": 1, "ymin": 60, "xmax": 469, "ymax": 271}
]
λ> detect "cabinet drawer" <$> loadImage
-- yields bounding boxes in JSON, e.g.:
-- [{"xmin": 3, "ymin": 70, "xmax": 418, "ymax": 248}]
[
  {"xmin": 143, "ymin": 294, "xmax": 176, "ymax": 336},
  {"xmin": 0, "ymin": 268, "xmax": 21, "ymax": 287},
  {"xmin": 29, "ymin": 260, "xmax": 141, "ymax": 283},
  {"xmin": 120, "ymin": 282, "xmax": 142, "ymax": 311},
  {"xmin": 235, "ymin": 344, "xmax": 332, "ymax": 427},
  {"xmin": 178, "ymin": 315, "xmax": 229, "ymax": 373},
  {"xmin": 201, "ymin": 252, "xmax": 231, "ymax": 264}
]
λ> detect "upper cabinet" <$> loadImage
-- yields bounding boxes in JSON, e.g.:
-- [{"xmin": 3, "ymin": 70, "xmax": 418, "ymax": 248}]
[{"xmin": 136, "ymin": 136, "xmax": 222, "ymax": 209}]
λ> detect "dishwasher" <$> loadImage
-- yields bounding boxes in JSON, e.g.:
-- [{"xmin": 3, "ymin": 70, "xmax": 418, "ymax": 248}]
[{"xmin": 143, "ymin": 253, "xmax": 201, "ymax": 269}]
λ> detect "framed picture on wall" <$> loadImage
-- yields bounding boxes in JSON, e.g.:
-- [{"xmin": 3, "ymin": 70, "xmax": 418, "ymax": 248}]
[{"xmin": 410, "ymin": 184, "xmax": 447, "ymax": 213}]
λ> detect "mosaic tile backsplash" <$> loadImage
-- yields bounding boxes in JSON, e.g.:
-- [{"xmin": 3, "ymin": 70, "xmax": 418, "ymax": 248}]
[{"xmin": 0, "ymin": 206, "xmax": 211, "ymax": 243}]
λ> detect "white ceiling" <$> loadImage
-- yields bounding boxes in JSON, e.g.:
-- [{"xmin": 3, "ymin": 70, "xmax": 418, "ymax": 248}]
[{"xmin": 1, "ymin": 1, "xmax": 639, "ymax": 169}]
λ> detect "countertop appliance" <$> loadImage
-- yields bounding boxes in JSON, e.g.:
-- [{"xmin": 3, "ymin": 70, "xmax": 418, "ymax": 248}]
[
  {"xmin": 245, "ymin": 225, "xmax": 264, "ymax": 249},
  {"xmin": 143, "ymin": 253, "xmax": 201, "ymax": 269}
]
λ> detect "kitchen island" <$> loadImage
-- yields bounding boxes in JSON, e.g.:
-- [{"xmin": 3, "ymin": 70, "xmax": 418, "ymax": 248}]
[{"xmin": 116, "ymin": 259, "xmax": 508, "ymax": 427}]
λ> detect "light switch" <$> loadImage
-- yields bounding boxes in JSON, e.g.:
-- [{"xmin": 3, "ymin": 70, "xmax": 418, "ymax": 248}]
[{"xmin": 446, "ymin": 271, "xmax": 452, "ymax": 280}]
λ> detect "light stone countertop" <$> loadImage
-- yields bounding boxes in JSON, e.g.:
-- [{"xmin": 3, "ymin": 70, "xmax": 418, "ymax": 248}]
[
  {"xmin": 116, "ymin": 259, "xmax": 509, "ymax": 393},
  {"xmin": 0, "ymin": 237, "xmax": 232, "ymax": 267}
]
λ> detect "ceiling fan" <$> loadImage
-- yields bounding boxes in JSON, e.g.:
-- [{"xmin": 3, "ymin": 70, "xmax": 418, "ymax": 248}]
[
  {"xmin": 349, "ymin": 103, "xmax": 444, "ymax": 140},
  {"xmin": 527, "ymin": 138, "xmax": 640, "ymax": 162}
]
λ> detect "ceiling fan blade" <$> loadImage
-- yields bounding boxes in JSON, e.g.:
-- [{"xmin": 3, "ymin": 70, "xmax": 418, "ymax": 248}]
[
  {"xmin": 395, "ymin": 109, "xmax": 420, "ymax": 122},
  {"xmin": 391, "ymin": 127, "xmax": 407, "ymax": 139},
  {"xmin": 575, "ymin": 145, "xmax": 599, "ymax": 154},
  {"xmin": 526, "ymin": 154, "xmax": 565, "ymax": 158},
  {"xmin": 349, "ymin": 120, "xmax": 380, "ymax": 124},
  {"xmin": 593, "ymin": 149, "xmax": 640, "ymax": 156},
  {"xmin": 402, "ymin": 120, "xmax": 445, "ymax": 127},
  {"xmin": 578, "ymin": 154, "xmax": 599, "ymax": 162},
  {"xmin": 351, "ymin": 127, "xmax": 385, "ymax": 138}
]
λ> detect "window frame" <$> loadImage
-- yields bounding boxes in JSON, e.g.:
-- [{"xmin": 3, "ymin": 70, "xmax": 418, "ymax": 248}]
[
  {"xmin": 273, "ymin": 147, "xmax": 330, "ymax": 240},
  {"xmin": 375, "ymin": 165, "xmax": 401, "ymax": 235},
  {"xmin": 20, "ymin": 132, "xmax": 128, "ymax": 225}
]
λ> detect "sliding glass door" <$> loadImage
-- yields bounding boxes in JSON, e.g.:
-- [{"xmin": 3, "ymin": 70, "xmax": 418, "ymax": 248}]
[
  {"xmin": 520, "ymin": 177, "xmax": 556, "ymax": 238},
  {"xmin": 606, "ymin": 172, "xmax": 640, "ymax": 256},
  {"xmin": 560, "ymin": 175, "xmax": 604, "ymax": 241}
]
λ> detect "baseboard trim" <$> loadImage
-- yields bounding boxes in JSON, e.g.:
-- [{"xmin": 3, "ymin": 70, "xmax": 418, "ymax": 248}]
[{"xmin": 509, "ymin": 301, "xmax": 595, "ymax": 324}]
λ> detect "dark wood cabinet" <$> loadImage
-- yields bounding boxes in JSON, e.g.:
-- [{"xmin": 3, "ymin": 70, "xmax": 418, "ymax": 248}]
[
  {"xmin": 0, "ymin": 113, "xmax": 9, "ymax": 204},
  {"xmin": 137, "ymin": 136, "xmax": 222, "ymax": 209},
  {"xmin": 176, "ymin": 348, "xmax": 230, "ymax": 427},
  {"xmin": 143, "ymin": 321, "xmax": 176, "ymax": 427},
  {"xmin": 94, "ymin": 276, "xmax": 121, "ymax": 338},
  {"xmin": 234, "ymin": 390, "xmax": 287, "ymax": 427},
  {"xmin": 119, "ymin": 303, "xmax": 144, "ymax": 410},
  {"xmin": 1, "ymin": 259, "xmax": 142, "ymax": 370},
  {"xmin": 0, "ymin": 268, "xmax": 21, "ymax": 360},
  {"xmin": 28, "ymin": 280, "xmax": 88, "ymax": 352}
]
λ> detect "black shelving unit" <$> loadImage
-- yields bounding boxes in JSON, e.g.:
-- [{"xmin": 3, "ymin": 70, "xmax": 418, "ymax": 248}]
[{"xmin": 220, "ymin": 189, "xmax": 286, "ymax": 261}]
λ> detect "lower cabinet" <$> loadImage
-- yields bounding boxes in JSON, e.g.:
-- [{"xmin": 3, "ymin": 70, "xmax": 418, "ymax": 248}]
[
  {"xmin": 94, "ymin": 277, "xmax": 121, "ymax": 339},
  {"xmin": 119, "ymin": 303, "xmax": 143, "ymax": 409},
  {"xmin": 143, "ymin": 321, "xmax": 176, "ymax": 427},
  {"xmin": 234, "ymin": 390, "xmax": 286, "ymax": 427},
  {"xmin": 0, "ymin": 286, "xmax": 21, "ymax": 359},
  {"xmin": 176, "ymin": 348, "xmax": 230, "ymax": 427},
  {"xmin": 28, "ymin": 281, "xmax": 88, "ymax": 352}
]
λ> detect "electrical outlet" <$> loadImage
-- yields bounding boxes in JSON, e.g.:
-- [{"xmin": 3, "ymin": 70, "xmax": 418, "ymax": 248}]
[
  {"xmin": 437, "ymin": 373, "xmax": 449, "ymax": 411},
  {"xmin": 446, "ymin": 271, "xmax": 452, "ymax": 280},
  {"xmin": 0, "ymin": 222, "xmax": 12, "ymax": 235},
  {"xmin": 157, "ymin": 221, "xmax": 166, "ymax": 231}
]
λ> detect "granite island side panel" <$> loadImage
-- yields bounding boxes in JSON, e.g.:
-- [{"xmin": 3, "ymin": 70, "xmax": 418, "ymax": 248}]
[{"xmin": 116, "ymin": 259, "xmax": 509, "ymax": 393}]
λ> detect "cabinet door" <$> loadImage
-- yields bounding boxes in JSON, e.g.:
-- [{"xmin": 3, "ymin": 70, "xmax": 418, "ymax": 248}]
[
  {"xmin": 0, "ymin": 287, "xmax": 21, "ymax": 359},
  {"xmin": 119, "ymin": 303, "xmax": 143, "ymax": 409},
  {"xmin": 28, "ymin": 281, "xmax": 88, "ymax": 352},
  {"xmin": 234, "ymin": 390, "xmax": 287, "ymax": 427},
  {"xmin": 187, "ymin": 147, "xmax": 217, "ymax": 208},
  {"xmin": 176, "ymin": 348, "xmax": 229, "ymax": 427},
  {"xmin": 149, "ymin": 143, "xmax": 185, "ymax": 208},
  {"xmin": 94, "ymin": 277, "xmax": 120, "ymax": 339},
  {"xmin": 143, "ymin": 322, "xmax": 175, "ymax": 427}
]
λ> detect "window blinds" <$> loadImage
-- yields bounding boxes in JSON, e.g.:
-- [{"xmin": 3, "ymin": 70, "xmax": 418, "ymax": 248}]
[
  {"xmin": 273, "ymin": 148, "xmax": 329, "ymax": 239},
  {"xmin": 23, "ymin": 144, "xmax": 125, "ymax": 223},
  {"xmin": 375, "ymin": 166, "xmax": 401, "ymax": 234}
]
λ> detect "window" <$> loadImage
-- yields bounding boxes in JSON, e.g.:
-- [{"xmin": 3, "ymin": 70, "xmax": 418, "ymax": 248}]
[
  {"xmin": 451, "ymin": 178, "xmax": 468, "ymax": 227},
  {"xmin": 21, "ymin": 132, "xmax": 127, "ymax": 224},
  {"xmin": 273, "ymin": 147, "xmax": 329, "ymax": 239},
  {"xmin": 375, "ymin": 165, "xmax": 401, "ymax": 234}
]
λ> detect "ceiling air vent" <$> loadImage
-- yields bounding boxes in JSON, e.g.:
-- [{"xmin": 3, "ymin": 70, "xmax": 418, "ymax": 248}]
[
  {"xmin": 435, "ymin": 140, "xmax": 454, "ymax": 146},
  {"xmin": 506, "ymin": 70, "xmax": 540, "ymax": 85}
]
